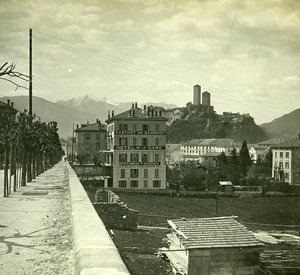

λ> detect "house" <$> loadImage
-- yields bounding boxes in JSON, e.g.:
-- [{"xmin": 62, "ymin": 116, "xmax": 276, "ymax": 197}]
[
  {"xmin": 164, "ymin": 217, "xmax": 263, "ymax": 275},
  {"xmin": 181, "ymin": 139, "xmax": 241, "ymax": 163},
  {"xmin": 105, "ymin": 103, "xmax": 168, "ymax": 189},
  {"xmin": 272, "ymin": 135, "xmax": 300, "ymax": 185},
  {"xmin": 74, "ymin": 119, "xmax": 107, "ymax": 164},
  {"xmin": 0, "ymin": 99, "xmax": 17, "ymax": 116}
]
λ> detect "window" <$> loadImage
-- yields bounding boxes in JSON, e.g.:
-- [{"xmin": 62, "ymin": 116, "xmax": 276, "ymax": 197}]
[
  {"xmin": 286, "ymin": 152, "xmax": 289, "ymax": 159},
  {"xmin": 130, "ymin": 169, "xmax": 139, "ymax": 178},
  {"xmin": 154, "ymin": 153, "xmax": 160, "ymax": 163},
  {"xmin": 155, "ymin": 124, "xmax": 159, "ymax": 131},
  {"xmin": 275, "ymin": 152, "xmax": 277, "ymax": 158},
  {"xmin": 133, "ymin": 137, "xmax": 137, "ymax": 146},
  {"xmin": 119, "ymin": 154, "xmax": 127, "ymax": 163},
  {"xmin": 84, "ymin": 133, "xmax": 91, "ymax": 140},
  {"xmin": 142, "ymin": 138, "xmax": 148, "ymax": 146},
  {"xmin": 96, "ymin": 142, "xmax": 100, "ymax": 150},
  {"xmin": 130, "ymin": 180, "xmax": 138, "ymax": 188},
  {"xmin": 119, "ymin": 180, "xmax": 127, "ymax": 188},
  {"xmin": 285, "ymin": 162, "xmax": 289, "ymax": 169},
  {"xmin": 144, "ymin": 180, "xmax": 148, "ymax": 188},
  {"xmin": 119, "ymin": 137, "xmax": 127, "ymax": 146},
  {"xmin": 280, "ymin": 152, "xmax": 283, "ymax": 158},
  {"xmin": 153, "ymin": 180, "xmax": 161, "ymax": 188},
  {"xmin": 142, "ymin": 153, "xmax": 149, "ymax": 163},
  {"xmin": 279, "ymin": 162, "xmax": 283, "ymax": 168},
  {"xmin": 144, "ymin": 169, "xmax": 148, "ymax": 178},
  {"xmin": 155, "ymin": 137, "xmax": 159, "ymax": 146},
  {"xmin": 155, "ymin": 169, "xmax": 159, "ymax": 178},
  {"xmin": 120, "ymin": 169, "xmax": 125, "ymax": 178},
  {"xmin": 142, "ymin": 124, "xmax": 148, "ymax": 131},
  {"xmin": 130, "ymin": 153, "xmax": 139, "ymax": 162},
  {"xmin": 133, "ymin": 124, "xmax": 137, "ymax": 131},
  {"xmin": 119, "ymin": 124, "xmax": 128, "ymax": 131}
]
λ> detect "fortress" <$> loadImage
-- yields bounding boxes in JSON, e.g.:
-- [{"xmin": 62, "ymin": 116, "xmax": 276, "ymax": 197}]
[{"xmin": 186, "ymin": 84, "xmax": 214, "ymax": 113}]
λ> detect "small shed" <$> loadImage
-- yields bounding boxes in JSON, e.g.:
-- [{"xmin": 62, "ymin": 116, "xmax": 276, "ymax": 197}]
[
  {"xmin": 165, "ymin": 217, "xmax": 263, "ymax": 275},
  {"xmin": 219, "ymin": 181, "xmax": 233, "ymax": 193}
]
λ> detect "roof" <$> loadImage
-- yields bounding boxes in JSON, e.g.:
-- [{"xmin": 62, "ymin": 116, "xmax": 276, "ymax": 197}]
[
  {"xmin": 0, "ymin": 100, "xmax": 18, "ymax": 114},
  {"xmin": 258, "ymin": 137, "xmax": 286, "ymax": 146},
  {"xmin": 106, "ymin": 107, "xmax": 168, "ymax": 123},
  {"xmin": 272, "ymin": 135, "xmax": 300, "ymax": 149},
  {"xmin": 168, "ymin": 216, "xmax": 263, "ymax": 250},
  {"xmin": 219, "ymin": 181, "xmax": 233, "ymax": 186},
  {"xmin": 75, "ymin": 122, "xmax": 106, "ymax": 132},
  {"xmin": 182, "ymin": 139, "xmax": 241, "ymax": 147}
]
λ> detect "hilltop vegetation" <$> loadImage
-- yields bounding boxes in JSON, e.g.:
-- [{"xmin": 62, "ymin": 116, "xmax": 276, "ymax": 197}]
[{"xmin": 167, "ymin": 105, "xmax": 267, "ymax": 143}]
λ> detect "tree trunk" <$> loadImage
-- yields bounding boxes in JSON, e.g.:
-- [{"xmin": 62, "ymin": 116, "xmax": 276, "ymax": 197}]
[
  {"xmin": 21, "ymin": 149, "xmax": 27, "ymax": 186},
  {"xmin": 4, "ymin": 144, "xmax": 9, "ymax": 197},
  {"xmin": 8, "ymin": 143, "xmax": 13, "ymax": 196},
  {"xmin": 27, "ymin": 150, "xmax": 32, "ymax": 182},
  {"xmin": 13, "ymin": 144, "xmax": 17, "ymax": 192},
  {"xmin": 32, "ymin": 152, "xmax": 36, "ymax": 179}
]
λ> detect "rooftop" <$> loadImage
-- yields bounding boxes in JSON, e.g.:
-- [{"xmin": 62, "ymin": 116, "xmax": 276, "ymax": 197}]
[
  {"xmin": 272, "ymin": 135, "xmax": 300, "ymax": 149},
  {"xmin": 258, "ymin": 137, "xmax": 286, "ymax": 146},
  {"xmin": 182, "ymin": 138, "xmax": 241, "ymax": 147},
  {"xmin": 75, "ymin": 122, "xmax": 106, "ymax": 132},
  {"xmin": 168, "ymin": 216, "xmax": 263, "ymax": 250}
]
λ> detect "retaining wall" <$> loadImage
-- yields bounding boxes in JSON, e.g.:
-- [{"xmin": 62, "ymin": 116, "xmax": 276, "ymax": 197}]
[{"xmin": 67, "ymin": 163, "xmax": 130, "ymax": 275}]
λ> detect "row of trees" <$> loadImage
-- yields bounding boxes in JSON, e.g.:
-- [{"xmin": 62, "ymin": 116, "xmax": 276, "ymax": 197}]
[
  {"xmin": 0, "ymin": 109, "xmax": 64, "ymax": 197},
  {"xmin": 167, "ymin": 141, "xmax": 272, "ymax": 191}
]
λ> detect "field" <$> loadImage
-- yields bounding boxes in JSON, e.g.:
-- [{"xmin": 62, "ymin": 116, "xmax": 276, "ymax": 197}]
[{"xmin": 84, "ymin": 186, "xmax": 300, "ymax": 274}]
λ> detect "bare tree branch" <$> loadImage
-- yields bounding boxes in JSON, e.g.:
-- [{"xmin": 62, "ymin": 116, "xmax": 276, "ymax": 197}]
[{"xmin": 0, "ymin": 62, "xmax": 29, "ymax": 90}]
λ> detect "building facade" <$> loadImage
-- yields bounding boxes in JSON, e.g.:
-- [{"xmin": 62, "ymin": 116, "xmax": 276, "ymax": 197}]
[
  {"xmin": 75, "ymin": 120, "xmax": 107, "ymax": 164},
  {"xmin": 105, "ymin": 103, "xmax": 168, "ymax": 189},
  {"xmin": 272, "ymin": 135, "xmax": 300, "ymax": 185},
  {"xmin": 181, "ymin": 139, "xmax": 241, "ymax": 162}
]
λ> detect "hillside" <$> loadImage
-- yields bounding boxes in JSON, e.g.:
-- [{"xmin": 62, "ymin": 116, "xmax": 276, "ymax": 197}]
[
  {"xmin": 167, "ymin": 106, "xmax": 267, "ymax": 143},
  {"xmin": 0, "ymin": 96, "xmax": 95, "ymax": 138},
  {"xmin": 261, "ymin": 108, "xmax": 300, "ymax": 139}
]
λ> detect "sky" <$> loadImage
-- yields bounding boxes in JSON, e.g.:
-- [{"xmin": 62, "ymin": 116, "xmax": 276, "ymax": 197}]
[{"xmin": 0, "ymin": 0, "xmax": 299, "ymax": 124}]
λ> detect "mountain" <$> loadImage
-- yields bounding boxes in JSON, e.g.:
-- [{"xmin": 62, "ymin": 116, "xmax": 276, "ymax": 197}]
[
  {"xmin": 57, "ymin": 95, "xmax": 178, "ymax": 120},
  {"xmin": 0, "ymin": 96, "xmax": 96, "ymax": 138},
  {"xmin": 261, "ymin": 108, "xmax": 300, "ymax": 139}
]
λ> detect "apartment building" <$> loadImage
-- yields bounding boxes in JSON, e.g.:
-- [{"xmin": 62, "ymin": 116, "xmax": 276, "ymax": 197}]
[
  {"xmin": 272, "ymin": 135, "xmax": 300, "ymax": 185},
  {"xmin": 105, "ymin": 103, "xmax": 168, "ymax": 189}
]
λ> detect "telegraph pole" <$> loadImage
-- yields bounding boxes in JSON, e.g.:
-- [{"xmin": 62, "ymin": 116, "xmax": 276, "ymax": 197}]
[{"xmin": 29, "ymin": 28, "xmax": 32, "ymax": 117}]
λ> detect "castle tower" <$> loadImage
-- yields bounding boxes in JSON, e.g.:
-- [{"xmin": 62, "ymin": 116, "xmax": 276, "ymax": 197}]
[
  {"xmin": 202, "ymin": 91, "xmax": 211, "ymax": 106},
  {"xmin": 193, "ymin": 84, "xmax": 201, "ymax": 105}
]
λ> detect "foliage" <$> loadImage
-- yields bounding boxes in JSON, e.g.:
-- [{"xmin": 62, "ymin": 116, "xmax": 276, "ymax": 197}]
[{"xmin": 239, "ymin": 141, "xmax": 252, "ymax": 176}]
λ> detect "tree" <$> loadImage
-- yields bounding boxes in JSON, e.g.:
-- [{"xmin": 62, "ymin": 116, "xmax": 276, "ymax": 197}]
[
  {"xmin": 217, "ymin": 151, "xmax": 228, "ymax": 180},
  {"xmin": 229, "ymin": 148, "xmax": 241, "ymax": 184},
  {"xmin": 239, "ymin": 141, "xmax": 252, "ymax": 177}
]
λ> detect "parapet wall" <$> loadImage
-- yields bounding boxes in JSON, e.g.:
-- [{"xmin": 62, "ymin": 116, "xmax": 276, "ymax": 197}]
[{"xmin": 67, "ymin": 163, "xmax": 130, "ymax": 275}]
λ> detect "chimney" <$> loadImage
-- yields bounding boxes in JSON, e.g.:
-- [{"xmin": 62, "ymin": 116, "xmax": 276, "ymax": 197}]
[
  {"xmin": 7, "ymin": 99, "xmax": 10, "ymax": 105},
  {"xmin": 98, "ymin": 120, "xmax": 101, "ymax": 126},
  {"xmin": 144, "ymin": 105, "xmax": 146, "ymax": 111},
  {"xmin": 135, "ymin": 102, "xmax": 137, "ymax": 108},
  {"xmin": 11, "ymin": 102, "xmax": 14, "ymax": 108},
  {"xmin": 131, "ymin": 103, "xmax": 134, "ymax": 109},
  {"xmin": 112, "ymin": 110, "xmax": 114, "ymax": 117},
  {"xmin": 96, "ymin": 118, "xmax": 99, "ymax": 123},
  {"xmin": 76, "ymin": 124, "xmax": 79, "ymax": 129},
  {"xmin": 108, "ymin": 110, "xmax": 111, "ymax": 119}
]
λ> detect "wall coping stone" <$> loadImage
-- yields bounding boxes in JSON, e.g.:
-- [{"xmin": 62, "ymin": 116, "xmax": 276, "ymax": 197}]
[{"xmin": 67, "ymin": 163, "xmax": 130, "ymax": 275}]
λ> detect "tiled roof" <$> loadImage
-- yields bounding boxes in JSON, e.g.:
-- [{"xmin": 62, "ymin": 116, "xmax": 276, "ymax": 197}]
[
  {"xmin": 75, "ymin": 122, "xmax": 106, "ymax": 132},
  {"xmin": 168, "ymin": 217, "xmax": 263, "ymax": 250},
  {"xmin": 182, "ymin": 139, "xmax": 241, "ymax": 147},
  {"xmin": 258, "ymin": 137, "xmax": 286, "ymax": 146},
  {"xmin": 272, "ymin": 136, "xmax": 300, "ymax": 149}
]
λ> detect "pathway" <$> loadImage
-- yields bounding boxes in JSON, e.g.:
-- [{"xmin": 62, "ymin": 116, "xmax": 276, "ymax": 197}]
[{"xmin": 0, "ymin": 161, "xmax": 74, "ymax": 274}]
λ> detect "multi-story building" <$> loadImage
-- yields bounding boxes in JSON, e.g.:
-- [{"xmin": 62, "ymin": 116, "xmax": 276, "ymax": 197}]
[
  {"xmin": 180, "ymin": 138, "xmax": 241, "ymax": 162},
  {"xmin": 75, "ymin": 119, "xmax": 107, "ymax": 164},
  {"xmin": 105, "ymin": 103, "xmax": 168, "ymax": 189},
  {"xmin": 272, "ymin": 135, "xmax": 300, "ymax": 185}
]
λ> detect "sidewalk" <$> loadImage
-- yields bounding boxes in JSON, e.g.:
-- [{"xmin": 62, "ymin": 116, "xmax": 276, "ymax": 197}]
[{"xmin": 0, "ymin": 161, "xmax": 74, "ymax": 274}]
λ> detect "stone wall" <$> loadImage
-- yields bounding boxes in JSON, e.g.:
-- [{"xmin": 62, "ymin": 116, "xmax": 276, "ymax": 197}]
[
  {"xmin": 93, "ymin": 202, "xmax": 138, "ymax": 230},
  {"xmin": 72, "ymin": 164, "xmax": 112, "ymax": 177}
]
